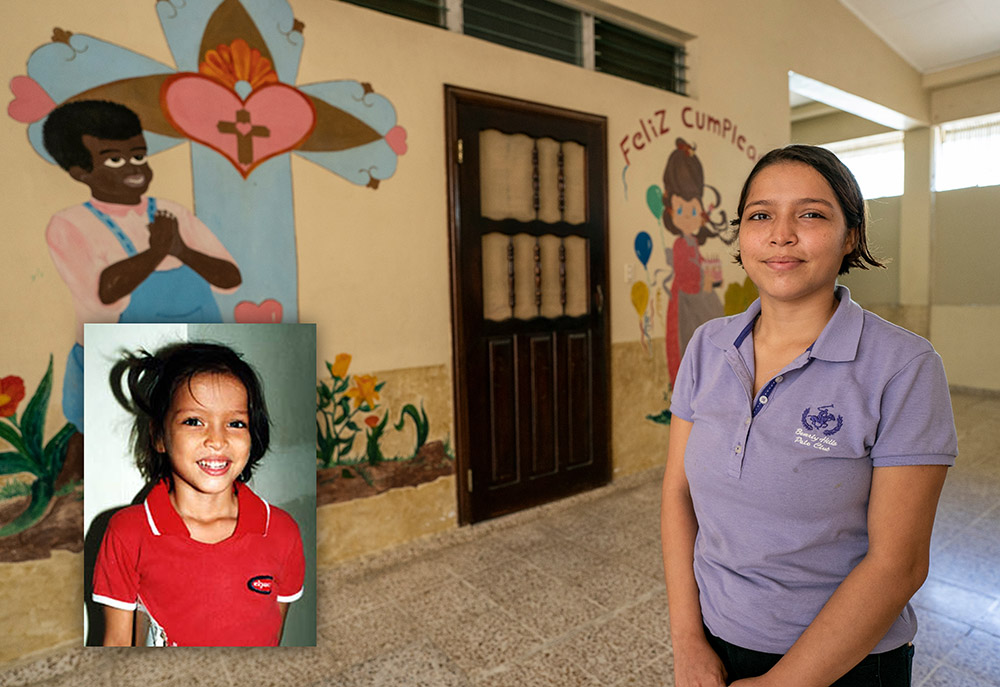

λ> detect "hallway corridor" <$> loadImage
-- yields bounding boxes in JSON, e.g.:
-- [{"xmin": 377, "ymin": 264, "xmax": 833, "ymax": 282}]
[{"xmin": 2, "ymin": 390, "xmax": 998, "ymax": 687}]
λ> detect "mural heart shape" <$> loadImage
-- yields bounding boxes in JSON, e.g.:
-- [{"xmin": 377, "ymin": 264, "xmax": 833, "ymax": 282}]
[
  {"xmin": 8, "ymin": 76, "xmax": 56, "ymax": 124},
  {"xmin": 162, "ymin": 74, "xmax": 316, "ymax": 178},
  {"xmin": 234, "ymin": 298, "xmax": 283, "ymax": 323}
]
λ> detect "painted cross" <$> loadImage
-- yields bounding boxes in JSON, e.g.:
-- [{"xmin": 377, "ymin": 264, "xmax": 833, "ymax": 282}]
[
  {"xmin": 10, "ymin": 0, "xmax": 408, "ymax": 325},
  {"xmin": 217, "ymin": 109, "xmax": 270, "ymax": 165}
]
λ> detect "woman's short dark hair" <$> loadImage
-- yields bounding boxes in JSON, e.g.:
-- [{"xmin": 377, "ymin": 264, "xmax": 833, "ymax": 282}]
[
  {"xmin": 110, "ymin": 341, "xmax": 271, "ymax": 485},
  {"xmin": 42, "ymin": 100, "xmax": 143, "ymax": 172},
  {"xmin": 730, "ymin": 145, "xmax": 885, "ymax": 275}
]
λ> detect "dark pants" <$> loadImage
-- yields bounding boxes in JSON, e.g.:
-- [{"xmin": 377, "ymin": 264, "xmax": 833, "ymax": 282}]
[{"xmin": 705, "ymin": 629, "xmax": 914, "ymax": 686}]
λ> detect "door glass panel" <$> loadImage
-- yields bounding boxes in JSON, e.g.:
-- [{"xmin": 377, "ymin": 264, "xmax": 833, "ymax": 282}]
[
  {"xmin": 511, "ymin": 233, "xmax": 538, "ymax": 320},
  {"xmin": 480, "ymin": 130, "xmax": 535, "ymax": 222},
  {"xmin": 481, "ymin": 232, "xmax": 512, "ymax": 321},
  {"xmin": 561, "ymin": 141, "xmax": 587, "ymax": 224},
  {"xmin": 563, "ymin": 235, "xmax": 589, "ymax": 316},
  {"xmin": 482, "ymin": 232, "xmax": 589, "ymax": 320},
  {"xmin": 538, "ymin": 234, "xmax": 563, "ymax": 319},
  {"xmin": 480, "ymin": 130, "xmax": 586, "ymax": 224}
]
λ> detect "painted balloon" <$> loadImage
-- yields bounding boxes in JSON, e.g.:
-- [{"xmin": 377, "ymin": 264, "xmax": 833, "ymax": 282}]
[
  {"xmin": 634, "ymin": 231, "xmax": 653, "ymax": 267},
  {"xmin": 646, "ymin": 185, "xmax": 664, "ymax": 220},
  {"xmin": 630, "ymin": 281, "xmax": 649, "ymax": 317}
]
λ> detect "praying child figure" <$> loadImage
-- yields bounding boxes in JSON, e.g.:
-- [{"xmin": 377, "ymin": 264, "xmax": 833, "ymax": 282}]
[{"xmin": 43, "ymin": 99, "xmax": 241, "ymax": 433}]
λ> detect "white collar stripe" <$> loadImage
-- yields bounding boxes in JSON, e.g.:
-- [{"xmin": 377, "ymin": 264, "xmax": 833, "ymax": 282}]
[{"xmin": 143, "ymin": 499, "xmax": 161, "ymax": 536}]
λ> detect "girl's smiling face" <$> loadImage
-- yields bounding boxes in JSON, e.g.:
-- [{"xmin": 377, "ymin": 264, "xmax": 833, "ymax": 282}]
[
  {"xmin": 738, "ymin": 162, "xmax": 854, "ymax": 306},
  {"xmin": 156, "ymin": 372, "xmax": 251, "ymax": 497}
]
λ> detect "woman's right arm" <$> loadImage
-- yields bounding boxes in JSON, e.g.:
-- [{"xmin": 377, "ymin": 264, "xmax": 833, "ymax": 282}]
[
  {"xmin": 102, "ymin": 606, "xmax": 134, "ymax": 647},
  {"xmin": 661, "ymin": 417, "xmax": 727, "ymax": 687}
]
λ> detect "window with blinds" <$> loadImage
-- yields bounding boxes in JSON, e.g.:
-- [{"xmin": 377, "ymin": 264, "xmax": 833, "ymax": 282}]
[
  {"xmin": 464, "ymin": 0, "xmax": 581, "ymax": 66},
  {"xmin": 340, "ymin": 0, "xmax": 445, "ymax": 28},
  {"xmin": 935, "ymin": 112, "xmax": 1000, "ymax": 192},
  {"xmin": 339, "ymin": 0, "xmax": 687, "ymax": 95},
  {"xmin": 594, "ymin": 18, "xmax": 686, "ymax": 94},
  {"xmin": 823, "ymin": 131, "xmax": 904, "ymax": 199}
]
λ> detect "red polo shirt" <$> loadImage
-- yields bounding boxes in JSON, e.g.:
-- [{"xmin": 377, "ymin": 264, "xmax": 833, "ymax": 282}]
[{"xmin": 93, "ymin": 480, "xmax": 304, "ymax": 646}]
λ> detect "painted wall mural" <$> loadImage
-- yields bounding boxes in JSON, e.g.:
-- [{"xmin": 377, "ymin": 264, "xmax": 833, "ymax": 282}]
[
  {"xmin": 315, "ymin": 354, "xmax": 453, "ymax": 505},
  {"xmin": 2, "ymin": 0, "xmax": 407, "ymax": 556},
  {"xmin": 649, "ymin": 138, "xmax": 734, "ymax": 387},
  {"xmin": 0, "ymin": 359, "xmax": 81, "ymax": 562},
  {"xmin": 619, "ymin": 107, "xmax": 761, "ymax": 425}
]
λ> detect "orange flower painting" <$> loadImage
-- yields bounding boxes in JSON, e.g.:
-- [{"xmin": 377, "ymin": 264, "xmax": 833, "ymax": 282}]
[
  {"xmin": 346, "ymin": 375, "xmax": 380, "ymax": 410},
  {"xmin": 0, "ymin": 376, "xmax": 26, "ymax": 417},
  {"xmin": 199, "ymin": 38, "xmax": 279, "ymax": 92}
]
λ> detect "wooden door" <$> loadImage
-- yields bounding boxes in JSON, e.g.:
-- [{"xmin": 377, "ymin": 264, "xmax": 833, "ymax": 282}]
[{"xmin": 446, "ymin": 86, "xmax": 610, "ymax": 524}]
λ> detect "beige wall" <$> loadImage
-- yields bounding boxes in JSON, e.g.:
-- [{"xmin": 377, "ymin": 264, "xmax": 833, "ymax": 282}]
[
  {"xmin": 933, "ymin": 185, "xmax": 1000, "ymax": 306},
  {"xmin": 3, "ymin": 0, "xmax": 997, "ymax": 663}
]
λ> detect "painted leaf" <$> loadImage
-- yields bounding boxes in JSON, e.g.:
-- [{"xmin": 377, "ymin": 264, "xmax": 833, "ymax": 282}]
[
  {"xmin": 0, "ymin": 475, "xmax": 53, "ymax": 537},
  {"xmin": 18, "ymin": 356, "xmax": 54, "ymax": 464},
  {"xmin": 0, "ymin": 452, "xmax": 40, "ymax": 477},
  {"xmin": 0, "ymin": 422, "xmax": 29, "ymax": 461},
  {"xmin": 43, "ymin": 422, "xmax": 75, "ymax": 478}
]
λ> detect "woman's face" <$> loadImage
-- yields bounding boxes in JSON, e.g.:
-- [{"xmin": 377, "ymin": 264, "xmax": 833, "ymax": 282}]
[
  {"xmin": 738, "ymin": 162, "xmax": 854, "ymax": 306},
  {"xmin": 669, "ymin": 195, "xmax": 704, "ymax": 236},
  {"xmin": 156, "ymin": 372, "xmax": 251, "ymax": 497}
]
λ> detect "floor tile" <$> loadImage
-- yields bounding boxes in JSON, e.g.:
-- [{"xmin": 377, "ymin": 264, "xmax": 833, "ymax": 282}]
[
  {"xmin": 939, "ymin": 629, "xmax": 1000, "ymax": 682},
  {"xmin": 921, "ymin": 662, "xmax": 998, "ymax": 687},
  {"xmin": 470, "ymin": 644, "xmax": 601, "ymax": 687},
  {"xmin": 912, "ymin": 578, "xmax": 996, "ymax": 628},
  {"xmin": 466, "ymin": 560, "xmax": 606, "ymax": 641},
  {"xmin": 331, "ymin": 639, "xmax": 471, "ymax": 687},
  {"xmin": 558, "ymin": 615, "xmax": 671, "ymax": 686},
  {"xmin": 912, "ymin": 608, "xmax": 971, "ymax": 661}
]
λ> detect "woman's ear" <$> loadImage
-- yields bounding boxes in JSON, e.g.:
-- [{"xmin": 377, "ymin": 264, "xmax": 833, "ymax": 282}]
[{"xmin": 844, "ymin": 227, "xmax": 859, "ymax": 255}]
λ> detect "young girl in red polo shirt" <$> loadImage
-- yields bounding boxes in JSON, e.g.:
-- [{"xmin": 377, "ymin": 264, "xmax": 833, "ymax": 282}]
[{"xmin": 93, "ymin": 342, "xmax": 304, "ymax": 646}]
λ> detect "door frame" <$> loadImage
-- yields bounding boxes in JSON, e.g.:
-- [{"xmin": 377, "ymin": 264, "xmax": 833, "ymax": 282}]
[{"xmin": 444, "ymin": 85, "xmax": 611, "ymax": 525}]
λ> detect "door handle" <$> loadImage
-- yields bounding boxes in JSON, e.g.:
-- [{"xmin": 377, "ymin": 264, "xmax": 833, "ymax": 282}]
[{"xmin": 595, "ymin": 284, "xmax": 604, "ymax": 315}]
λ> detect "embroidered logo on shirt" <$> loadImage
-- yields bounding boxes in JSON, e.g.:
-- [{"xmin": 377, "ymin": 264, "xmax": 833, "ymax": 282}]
[
  {"xmin": 247, "ymin": 575, "xmax": 274, "ymax": 595},
  {"xmin": 801, "ymin": 404, "xmax": 843, "ymax": 436},
  {"xmin": 794, "ymin": 404, "xmax": 843, "ymax": 452}
]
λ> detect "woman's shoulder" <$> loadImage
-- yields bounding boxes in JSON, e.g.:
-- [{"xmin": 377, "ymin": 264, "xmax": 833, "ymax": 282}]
[{"xmin": 859, "ymin": 308, "xmax": 937, "ymax": 360}]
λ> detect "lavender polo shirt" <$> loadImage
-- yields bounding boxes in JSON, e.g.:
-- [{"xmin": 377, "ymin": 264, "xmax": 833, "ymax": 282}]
[{"xmin": 670, "ymin": 286, "xmax": 957, "ymax": 655}]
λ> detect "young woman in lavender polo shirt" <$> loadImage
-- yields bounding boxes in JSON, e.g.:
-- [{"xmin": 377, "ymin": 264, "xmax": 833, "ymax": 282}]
[{"xmin": 661, "ymin": 145, "xmax": 957, "ymax": 687}]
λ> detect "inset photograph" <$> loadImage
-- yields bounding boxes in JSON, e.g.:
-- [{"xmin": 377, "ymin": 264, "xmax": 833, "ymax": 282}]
[{"xmin": 83, "ymin": 323, "xmax": 316, "ymax": 647}]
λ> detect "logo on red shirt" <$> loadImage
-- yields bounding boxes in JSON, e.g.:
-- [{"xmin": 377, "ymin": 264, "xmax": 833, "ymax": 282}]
[{"xmin": 247, "ymin": 575, "xmax": 274, "ymax": 595}]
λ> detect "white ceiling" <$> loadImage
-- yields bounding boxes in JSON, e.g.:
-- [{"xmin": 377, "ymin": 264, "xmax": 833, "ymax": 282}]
[{"xmin": 838, "ymin": 0, "xmax": 1000, "ymax": 74}]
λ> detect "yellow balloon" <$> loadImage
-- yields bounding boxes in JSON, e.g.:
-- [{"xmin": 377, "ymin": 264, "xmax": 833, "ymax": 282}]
[{"xmin": 630, "ymin": 281, "xmax": 649, "ymax": 317}]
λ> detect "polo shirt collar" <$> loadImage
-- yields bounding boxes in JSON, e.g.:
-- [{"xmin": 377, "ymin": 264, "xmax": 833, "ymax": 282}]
[
  {"xmin": 143, "ymin": 479, "xmax": 270, "ymax": 538},
  {"xmin": 707, "ymin": 284, "xmax": 863, "ymax": 363}
]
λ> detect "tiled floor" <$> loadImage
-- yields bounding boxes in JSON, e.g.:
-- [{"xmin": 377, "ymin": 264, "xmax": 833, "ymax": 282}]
[{"xmin": 2, "ymin": 389, "xmax": 998, "ymax": 687}]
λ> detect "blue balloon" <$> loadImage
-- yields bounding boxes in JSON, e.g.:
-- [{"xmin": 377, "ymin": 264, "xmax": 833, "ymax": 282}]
[{"xmin": 634, "ymin": 232, "xmax": 653, "ymax": 267}]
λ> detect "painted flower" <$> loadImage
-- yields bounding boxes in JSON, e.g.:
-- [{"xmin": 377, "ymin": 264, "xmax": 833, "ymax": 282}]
[
  {"xmin": 330, "ymin": 353, "xmax": 351, "ymax": 380},
  {"xmin": 364, "ymin": 415, "xmax": 380, "ymax": 428},
  {"xmin": 346, "ymin": 374, "xmax": 380, "ymax": 410},
  {"xmin": 0, "ymin": 376, "xmax": 26, "ymax": 417},
  {"xmin": 200, "ymin": 38, "xmax": 279, "ymax": 92}
]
